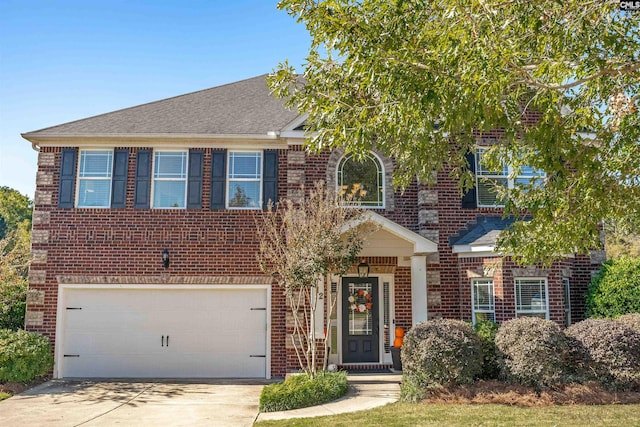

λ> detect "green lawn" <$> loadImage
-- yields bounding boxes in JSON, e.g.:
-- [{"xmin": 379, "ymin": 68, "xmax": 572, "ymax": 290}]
[{"xmin": 255, "ymin": 402, "xmax": 640, "ymax": 426}]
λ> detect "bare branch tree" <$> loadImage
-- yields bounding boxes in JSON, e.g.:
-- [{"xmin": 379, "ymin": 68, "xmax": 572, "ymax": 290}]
[{"xmin": 256, "ymin": 181, "xmax": 375, "ymax": 376}]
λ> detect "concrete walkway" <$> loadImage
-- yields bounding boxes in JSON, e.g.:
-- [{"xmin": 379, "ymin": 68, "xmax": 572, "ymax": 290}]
[
  {"xmin": 0, "ymin": 374, "xmax": 401, "ymax": 426},
  {"xmin": 0, "ymin": 379, "xmax": 267, "ymax": 427},
  {"xmin": 255, "ymin": 373, "xmax": 402, "ymax": 422}
]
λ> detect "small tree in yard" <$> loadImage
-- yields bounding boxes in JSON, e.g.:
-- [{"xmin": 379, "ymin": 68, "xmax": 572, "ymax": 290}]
[{"xmin": 257, "ymin": 181, "xmax": 374, "ymax": 377}]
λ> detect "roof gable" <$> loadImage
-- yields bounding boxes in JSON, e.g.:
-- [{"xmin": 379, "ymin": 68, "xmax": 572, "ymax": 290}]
[
  {"xmin": 23, "ymin": 75, "xmax": 301, "ymax": 139},
  {"xmin": 343, "ymin": 211, "xmax": 438, "ymax": 255}
]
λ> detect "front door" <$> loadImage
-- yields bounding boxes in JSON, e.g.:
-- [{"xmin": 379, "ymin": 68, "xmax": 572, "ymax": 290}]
[{"xmin": 342, "ymin": 277, "xmax": 379, "ymax": 363}]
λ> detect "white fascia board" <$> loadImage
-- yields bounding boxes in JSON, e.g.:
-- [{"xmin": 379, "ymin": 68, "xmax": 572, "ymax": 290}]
[
  {"xmin": 455, "ymin": 250, "xmax": 500, "ymax": 259},
  {"xmin": 23, "ymin": 132, "xmax": 282, "ymax": 141},
  {"xmin": 280, "ymin": 131, "xmax": 306, "ymax": 139},
  {"xmin": 281, "ymin": 113, "xmax": 308, "ymax": 132},
  {"xmin": 343, "ymin": 211, "xmax": 438, "ymax": 254},
  {"xmin": 452, "ymin": 245, "xmax": 498, "ymax": 258},
  {"xmin": 23, "ymin": 133, "xmax": 289, "ymax": 150}
]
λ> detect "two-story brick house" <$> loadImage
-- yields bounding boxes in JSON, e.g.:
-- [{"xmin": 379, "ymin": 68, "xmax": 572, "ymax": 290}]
[{"xmin": 22, "ymin": 75, "xmax": 603, "ymax": 379}]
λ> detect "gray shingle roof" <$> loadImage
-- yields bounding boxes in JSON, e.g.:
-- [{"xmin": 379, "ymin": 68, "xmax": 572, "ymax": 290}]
[
  {"xmin": 23, "ymin": 75, "xmax": 300, "ymax": 137},
  {"xmin": 449, "ymin": 216, "xmax": 520, "ymax": 247}
]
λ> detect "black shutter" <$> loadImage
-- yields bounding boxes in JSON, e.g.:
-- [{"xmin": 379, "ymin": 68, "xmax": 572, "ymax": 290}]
[
  {"xmin": 134, "ymin": 149, "xmax": 152, "ymax": 209},
  {"xmin": 187, "ymin": 149, "xmax": 204, "ymax": 209},
  {"xmin": 110, "ymin": 149, "xmax": 129, "ymax": 208},
  {"xmin": 210, "ymin": 150, "xmax": 227, "ymax": 210},
  {"xmin": 58, "ymin": 148, "xmax": 77, "ymax": 208},
  {"xmin": 262, "ymin": 150, "xmax": 278, "ymax": 209},
  {"xmin": 461, "ymin": 151, "xmax": 477, "ymax": 208}
]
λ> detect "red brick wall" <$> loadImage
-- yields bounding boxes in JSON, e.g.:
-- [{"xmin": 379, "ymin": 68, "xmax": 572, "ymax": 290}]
[
  {"xmin": 393, "ymin": 267, "xmax": 412, "ymax": 331},
  {"xmin": 30, "ymin": 147, "xmax": 294, "ymax": 375},
  {"xmin": 28, "ymin": 140, "xmax": 596, "ymax": 378}
]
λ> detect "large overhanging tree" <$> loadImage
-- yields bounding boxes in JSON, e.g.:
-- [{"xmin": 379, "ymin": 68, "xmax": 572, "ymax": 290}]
[{"xmin": 269, "ymin": 0, "xmax": 640, "ymax": 265}]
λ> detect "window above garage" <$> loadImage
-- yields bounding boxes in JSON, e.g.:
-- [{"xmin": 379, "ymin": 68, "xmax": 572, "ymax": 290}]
[
  {"xmin": 152, "ymin": 151, "xmax": 188, "ymax": 209},
  {"xmin": 227, "ymin": 151, "xmax": 262, "ymax": 209},
  {"xmin": 58, "ymin": 147, "xmax": 277, "ymax": 210},
  {"xmin": 77, "ymin": 150, "xmax": 113, "ymax": 208}
]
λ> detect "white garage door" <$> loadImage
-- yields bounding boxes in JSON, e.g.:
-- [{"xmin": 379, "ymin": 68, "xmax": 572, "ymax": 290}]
[{"xmin": 59, "ymin": 287, "xmax": 268, "ymax": 378}]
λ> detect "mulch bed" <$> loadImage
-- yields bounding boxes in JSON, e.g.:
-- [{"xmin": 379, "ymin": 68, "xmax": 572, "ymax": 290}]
[
  {"xmin": 421, "ymin": 380, "xmax": 640, "ymax": 406},
  {"xmin": 0, "ymin": 376, "xmax": 51, "ymax": 396}
]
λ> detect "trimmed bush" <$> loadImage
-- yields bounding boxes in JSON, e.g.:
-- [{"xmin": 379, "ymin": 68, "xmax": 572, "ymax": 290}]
[
  {"xmin": 400, "ymin": 319, "xmax": 482, "ymax": 402},
  {"xmin": 0, "ymin": 279, "xmax": 27, "ymax": 331},
  {"xmin": 259, "ymin": 370, "xmax": 348, "ymax": 412},
  {"xmin": 0, "ymin": 329, "xmax": 53, "ymax": 382},
  {"xmin": 474, "ymin": 320, "xmax": 500, "ymax": 379},
  {"xmin": 495, "ymin": 317, "xmax": 570, "ymax": 388},
  {"xmin": 586, "ymin": 257, "xmax": 640, "ymax": 318},
  {"xmin": 565, "ymin": 318, "xmax": 640, "ymax": 390},
  {"xmin": 616, "ymin": 313, "xmax": 640, "ymax": 332}
]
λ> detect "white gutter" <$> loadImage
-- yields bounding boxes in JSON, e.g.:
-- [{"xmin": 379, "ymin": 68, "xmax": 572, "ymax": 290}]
[{"xmin": 22, "ymin": 132, "xmax": 286, "ymax": 150}]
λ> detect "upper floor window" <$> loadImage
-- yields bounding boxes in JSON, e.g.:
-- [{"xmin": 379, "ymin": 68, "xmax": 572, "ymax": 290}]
[
  {"xmin": 77, "ymin": 150, "xmax": 113, "ymax": 208},
  {"xmin": 515, "ymin": 278, "xmax": 549, "ymax": 319},
  {"xmin": 476, "ymin": 148, "xmax": 545, "ymax": 207},
  {"xmin": 471, "ymin": 278, "xmax": 495, "ymax": 324},
  {"xmin": 153, "ymin": 151, "xmax": 187, "ymax": 208},
  {"xmin": 227, "ymin": 151, "xmax": 262, "ymax": 209},
  {"xmin": 337, "ymin": 152, "xmax": 384, "ymax": 208}
]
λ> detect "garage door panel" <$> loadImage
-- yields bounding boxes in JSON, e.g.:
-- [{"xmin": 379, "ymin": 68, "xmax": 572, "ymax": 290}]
[{"xmin": 60, "ymin": 287, "xmax": 268, "ymax": 378}]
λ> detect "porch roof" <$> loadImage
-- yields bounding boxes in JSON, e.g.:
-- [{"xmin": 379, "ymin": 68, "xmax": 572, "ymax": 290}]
[
  {"xmin": 343, "ymin": 211, "xmax": 438, "ymax": 257},
  {"xmin": 450, "ymin": 215, "xmax": 520, "ymax": 255}
]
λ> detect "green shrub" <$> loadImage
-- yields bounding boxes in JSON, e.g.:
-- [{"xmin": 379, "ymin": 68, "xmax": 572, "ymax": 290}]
[
  {"xmin": 565, "ymin": 318, "xmax": 640, "ymax": 390},
  {"xmin": 495, "ymin": 317, "xmax": 570, "ymax": 389},
  {"xmin": 474, "ymin": 320, "xmax": 500, "ymax": 380},
  {"xmin": 0, "ymin": 329, "xmax": 53, "ymax": 382},
  {"xmin": 616, "ymin": 313, "xmax": 640, "ymax": 332},
  {"xmin": 259, "ymin": 370, "xmax": 348, "ymax": 412},
  {"xmin": 400, "ymin": 319, "xmax": 482, "ymax": 402},
  {"xmin": 587, "ymin": 257, "xmax": 640, "ymax": 318},
  {"xmin": 0, "ymin": 279, "xmax": 27, "ymax": 330}
]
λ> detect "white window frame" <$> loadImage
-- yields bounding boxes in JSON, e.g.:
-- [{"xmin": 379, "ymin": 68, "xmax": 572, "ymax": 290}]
[
  {"xmin": 471, "ymin": 278, "xmax": 495, "ymax": 325},
  {"xmin": 226, "ymin": 151, "xmax": 263, "ymax": 210},
  {"xmin": 515, "ymin": 277, "xmax": 549, "ymax": 320},
  {"xmin": 476, "ymin": 148, "xmax": 545, "ymax": 207},
  {"xmin": 76, "ymin": 149, "xmax": 113, "ymax": 208},
  {"xmin": 151, "ymin": 150, "xmax": 188, "ymax": 209},
  {"xmin": 336, "ymin": 151, "xmax": 385, "ymax": 209}
]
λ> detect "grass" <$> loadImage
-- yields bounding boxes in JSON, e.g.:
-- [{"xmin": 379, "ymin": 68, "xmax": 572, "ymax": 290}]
[{"xmin": 254, "ymin": 402, "xmax": 640, "ymax": 426}]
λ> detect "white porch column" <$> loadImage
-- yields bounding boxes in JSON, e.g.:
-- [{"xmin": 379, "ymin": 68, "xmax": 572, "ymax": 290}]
[{"xmin": 411, "ymin": 255, "xmax": 428, "ymax": 324}]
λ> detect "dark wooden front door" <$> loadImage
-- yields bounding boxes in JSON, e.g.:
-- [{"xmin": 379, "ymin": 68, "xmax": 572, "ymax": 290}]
[{"xmin": 342, "ymin": 277, "xmax": 379, "ymax": 363}]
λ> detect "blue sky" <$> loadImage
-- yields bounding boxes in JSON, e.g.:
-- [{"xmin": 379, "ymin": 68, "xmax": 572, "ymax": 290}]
[{"xmin": 0, "ymin": 0, "xmax": 310, "ymax": 198}]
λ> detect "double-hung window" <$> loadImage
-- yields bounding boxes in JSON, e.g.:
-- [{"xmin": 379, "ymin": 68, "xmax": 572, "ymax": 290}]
[
  {"xmin": 77, "ymin": 150, "xmax": 113, "ymax": 208},
  {"xmin": 227, "ymin": 151, "xmax": 262, "ymax": 209},
  {"xmin": 471, "ymin": 279, "xmax": 495, "ymax": 324},
  {"xmin": 153, "ymin": 151, "xmax": 188, "ymax": 208},
  {"xmin": 476, "ymin": 148, "xmax": 545, "ymax": 207},
  {"xmin": 515, "ymin": 278, "xmax": 549, "ymax": 319}
]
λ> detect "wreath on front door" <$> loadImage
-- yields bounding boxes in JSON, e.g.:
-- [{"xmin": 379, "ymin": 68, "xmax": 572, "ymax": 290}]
[{"xmin": 348, "ymin": 288, "xmax": 372, "ymax": 313}]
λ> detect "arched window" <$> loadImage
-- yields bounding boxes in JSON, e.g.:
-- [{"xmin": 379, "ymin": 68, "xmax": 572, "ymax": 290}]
[{"xmin": 337, "ymin": 152, "xmax": 384, "ymax": 208}]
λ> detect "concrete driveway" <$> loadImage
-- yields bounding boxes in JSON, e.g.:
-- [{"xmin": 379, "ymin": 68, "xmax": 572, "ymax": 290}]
[{"xmin": 0, "ymin": 379, "xmax": 268, "ymax": 427}]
